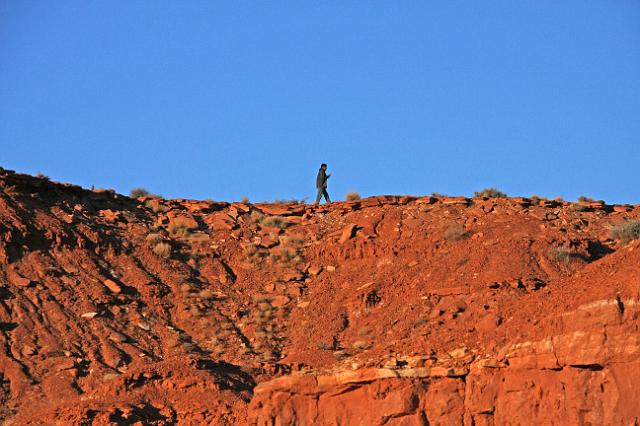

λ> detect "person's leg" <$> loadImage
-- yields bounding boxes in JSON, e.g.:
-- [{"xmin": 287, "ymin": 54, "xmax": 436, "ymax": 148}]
[
  {"xmin": 315, "ymin": 188, "xmax": 323, "ymax": 204},
  {"xmin": 324, "ymin": 189, "xmax": 331, "ymax": 203}
]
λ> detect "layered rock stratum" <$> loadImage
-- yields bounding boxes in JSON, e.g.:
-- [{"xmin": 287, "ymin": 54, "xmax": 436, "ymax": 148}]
[{"xmin": 0, "ymin": 167, "xmax": 639, "ymax": 425}]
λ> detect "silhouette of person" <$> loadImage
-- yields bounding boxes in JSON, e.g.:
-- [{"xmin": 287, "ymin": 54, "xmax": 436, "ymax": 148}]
[{"xmin": 315, "ymin": 163, "xmax": 331, "ymax": 204}]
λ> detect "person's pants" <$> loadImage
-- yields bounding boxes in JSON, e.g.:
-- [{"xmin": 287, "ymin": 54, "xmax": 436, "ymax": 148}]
[{"xmin": 315, "ymin": 188, "xmax": 331, "ymax": 204}]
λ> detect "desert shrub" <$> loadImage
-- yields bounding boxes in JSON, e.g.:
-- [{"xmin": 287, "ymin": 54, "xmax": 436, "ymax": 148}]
[
  {"xmin": 36, "ymin": 172, "xmax": 49, "ymax": 180},
  {"xmin": 130, "ymin": 188, "xmax": 150, "ymax": 198},
  {"xmin": 243, "ymin": 243, "xmax": 259, "ymax": 257},
  {"xmin": 270, "ymin": 247, "xmax": 301, "ymax": 265},
  {"xmin": 318, "ymin": 341, "xmax": 330, "ymax": 350},
  {"xmin": 346, "ymin": 192, "xmax": 361, "ymax": 201},
  {"xmin": 153, "ymin": 242, "xmax": 172, "ymax": 258},
  {"xmin": 475, "ymin": 188, "xmax": 507, "ymax": 198},
  {"xmin": 279, "ymin": 235, "xmax": 305, "ymax": 246},
  {"xmin": 578, "ymin": 196, "xmax": 594, "ymax": 203},
  {"xmin": 443, "ymin": 224, "xmax": 468, "ymax": 241},
  {"xmin": 273, "ymin": 199, "xmax": 306, "ymax": 204},
  {"xmin": 145, "ymin": 232, "xmax": 164, "ymax": 245},
  {"xmin": 431, "ymin": 192, "xmax": 447, "ymax": 197},
  {"xmin": 250, "ymin": 210, "xmax": 265, "ymax": 222},
  {"xmin": 549, "ymin": 246, "xmax": 580, "ymax": 263},
  {"xmin": 554, "ymin": 196, "xmax": 565, "ymax": 202},
  {"xmin": 145, "ymin": 199, "xmax": 169, "ymax": 213},
  {"xmin": 241, "ymin": 196, "xmax": 250, "ymax": 204},
  {"xmin": 609, "ymin": 220, "xmax": 640, "ymax": 244},
  {"xmin": 168, "ymin": 217, "xmax": 193, "ymax": 237},
  {"xmin": 261, "ymin": 215, "xmax": 289, "ymax": 229},
  {"xmin": 131, "ymin": 188, "xmax": 163, "ymax": 198}
]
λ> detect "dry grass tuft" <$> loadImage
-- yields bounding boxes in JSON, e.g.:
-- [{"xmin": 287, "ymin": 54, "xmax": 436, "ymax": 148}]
[
  {"xmin": 130, "ymin": 188, "xmax": 150, "ymax": 198},
  {"xmin": 261, "ymin": 216, "xmax": 289, "ymax": 230},
  {"xmin": 270, "ymin": 246, "xmax": 301, "ymax": 265},
  {"xmin": 243, "ymin": 243, "xmax": 259, "ymax": 257},
  {"xmin": 145, "ymin": 199, "xmax": 169, "ymax": 213},
  {"xmin": 318, "ymin": 342, "xmax": 331, "ymax": 350},
  {"xmin": 145, "ymin": 233, "xmax": 164, "ymax": 245},
  {"xmin": 475, "ymin": 188, "xmax": 507, "ymax": 198},
  {"xmin": 346, "ymin": 192, "xmax": 361, "ymax": 201},
  {"xmin": 250, "ymin": 210, "xmax": 265, "ymax": 222},
  {"xmin": 609, "ymin": 220, "xmax": 640, "ymax": 244},
  {"xmin": 153, "ymin": 242, "xmax": 172, "ymax": 259},
  {"xmin": 279, "ymin": 235, "xmax": 305, "ymax": 246},
  {"xmin": 168, "ymin": 217, "xmax": 193, "ymax": 237},
  {"xmin": 549, "ymin": 246, "xmax": 580, "ymax": 263},
  {"xmin": 273, "ymin": 199, "xmax": 306, "ymax": 204}
]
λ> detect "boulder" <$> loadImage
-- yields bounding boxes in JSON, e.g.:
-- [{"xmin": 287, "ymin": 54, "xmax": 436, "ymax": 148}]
[
  {"xmin": 339, "ymin": 224, "xmax": 357, "ymax": 244},
  {"xmin": 103, "ymin": 279, "xmax": 122, "ymax": 294}
]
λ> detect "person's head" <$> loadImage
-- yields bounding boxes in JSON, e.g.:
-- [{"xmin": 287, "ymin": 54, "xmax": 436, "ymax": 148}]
[{"xmin": 320, "ymin": 163, "xmax": 327, "ymax": 170}]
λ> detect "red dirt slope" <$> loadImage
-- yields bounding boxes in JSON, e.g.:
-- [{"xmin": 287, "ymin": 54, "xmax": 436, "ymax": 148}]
[{"xmin": 0, "ymin": 167, "xmax": 639, "ymax": 425}]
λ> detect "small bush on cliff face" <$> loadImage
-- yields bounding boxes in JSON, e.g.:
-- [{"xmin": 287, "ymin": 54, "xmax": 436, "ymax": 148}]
[
  {"xmin": 318, "ymin": 342, "xmax": 330, "ymax": 350},
  {"xmin": 131, "ymin": 188, "xmax": 163, "ymax": 199},
  {"xmin": 549, "ymin": 246, "xmax": 580, "ymax": 264},
  {"xmin": 145, "ymin": 199, "xmax": 169, "ymax": 213},
  {"xmin": 346, "ymin": 192, "xmax": 361, "ymax": 201},
  {"xmin": 130, "ymin": 188, "xmax": 150, "ymax": 198},
  {"xmin": 443, "ymin": 224, "xmax": 468, "ymax": 241},
  {"xmin": 274, "ymin": 199, "xmax": 306, "ymax": 205},
  {"xmin": 243, "ymin": 242, "xmax": 259, "ymax": 257},
  {"xmin": 280, "ymin": 235, "xmax": 305, "ymax": 246},
  {"xmin": 578, "ymin": 196, "xmax": 594, "ymax": 203},
  {"xmin": 261, "ymin": 216, "xmax": 289, "ymax": 230},
  {"xmin": 475, "ymin": 188, "xmax": 507, "ymax": 198},
  {"xmin": 270, "ymin": 247, "xmax": 301, "ymax": 265},
  {"xmin": 168, "ymin": 218, "xmax": 193, "ymax": 237},
  {"xmin": 243, "ymin": 243, "xmax": 266, "ymax": 264},
  {"xmin": 610, "ymin": 220, "xmax": 640, "ymax": 244},
  {"xmin": 145, "ymin": 233, "xmax": 164, "ymax": 245},
  {"xmin": 36, "ymin": 172, "xmax": 49, "ymax": 181},
  {"xmin": 153, "ymin": 242, "xmax": 172, "ymax": 258},
  {"xmin": 250, "ymin": 210, "xmax": 265, "ymax": 222}
]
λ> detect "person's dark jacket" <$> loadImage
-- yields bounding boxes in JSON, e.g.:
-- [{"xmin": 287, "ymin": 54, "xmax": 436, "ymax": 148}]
[{"xmin": 316, "ymin": 168, "xmax": 329, "ymax": 189}]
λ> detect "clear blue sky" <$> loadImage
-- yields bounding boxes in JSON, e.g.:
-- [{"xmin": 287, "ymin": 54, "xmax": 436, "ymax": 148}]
[{"xmin": 1, "ymin": 2, "xmax": 639, "ymax": 203}]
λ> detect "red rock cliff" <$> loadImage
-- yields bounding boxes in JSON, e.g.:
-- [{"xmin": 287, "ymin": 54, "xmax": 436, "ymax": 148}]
[{"xmin": 0, "ymin": 167, "xmax": 639, "ymax": 425}]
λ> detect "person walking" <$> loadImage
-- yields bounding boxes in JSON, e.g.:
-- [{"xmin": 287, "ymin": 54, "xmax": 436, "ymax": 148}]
[{"xmin": 315, "ymin": 163, "xmax": 331, "ymax": 204}]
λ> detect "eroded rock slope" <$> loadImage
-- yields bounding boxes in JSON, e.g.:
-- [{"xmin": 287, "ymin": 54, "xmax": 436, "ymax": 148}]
[{"xmin": 0, "ymin": 168, "xmax": 639, "ymax": 425}]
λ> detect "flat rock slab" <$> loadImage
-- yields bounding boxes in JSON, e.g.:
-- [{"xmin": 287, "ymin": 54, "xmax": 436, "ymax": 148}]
[{"xmin": 430, "ymin": 286, "xmax": 470, "ymax": 296}]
